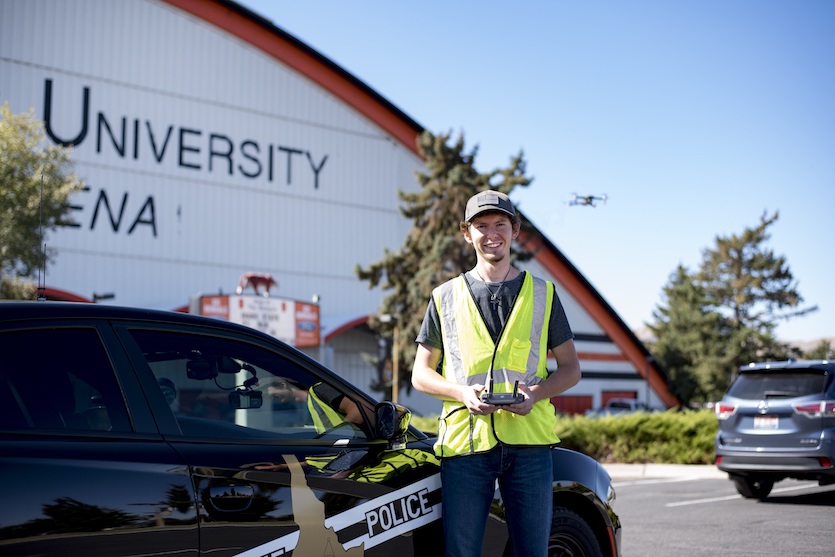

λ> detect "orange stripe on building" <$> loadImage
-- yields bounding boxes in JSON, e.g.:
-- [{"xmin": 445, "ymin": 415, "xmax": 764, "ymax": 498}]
[
  {"xmin": 163, "ymin": 0, "xmax": 422, "ymax": 155},
  {"xmin": 576, "ymin": 352, "xmax": 627, "ymax": 362}
]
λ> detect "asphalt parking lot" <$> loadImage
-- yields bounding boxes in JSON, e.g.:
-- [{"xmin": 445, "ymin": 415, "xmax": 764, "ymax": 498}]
[{"xmin": 604, "ymin": 464, "xmax": 835, "ymax": 557}]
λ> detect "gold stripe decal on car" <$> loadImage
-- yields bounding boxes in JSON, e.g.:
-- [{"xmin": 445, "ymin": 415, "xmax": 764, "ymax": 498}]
[{"xmin": 234, "ymin": 455, "xmax": 442, "ymax": 557}]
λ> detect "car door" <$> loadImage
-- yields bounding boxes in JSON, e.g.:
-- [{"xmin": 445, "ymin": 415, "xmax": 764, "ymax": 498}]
[
  {"xmin": 114, "ymin": 322, "xmax": 442, "ymax": 557},
  {"xmin": 0, "ymin": 322, "xmax": 199, "ymax": 557}
]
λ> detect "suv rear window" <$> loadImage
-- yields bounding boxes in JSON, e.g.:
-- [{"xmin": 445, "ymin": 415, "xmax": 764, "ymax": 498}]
[{"xmin": 727, "ymin": 370, "xmax": 827, "ymax": 399}]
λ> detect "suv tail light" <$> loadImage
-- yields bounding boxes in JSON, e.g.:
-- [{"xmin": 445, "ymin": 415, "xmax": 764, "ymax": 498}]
[
  {"xmin": 792, "ymin": 401, "xmax": 835, "ymax": 418},
  {"xmin": 715, "ymin": 403, "xmax": 737, "ymax": 420}
]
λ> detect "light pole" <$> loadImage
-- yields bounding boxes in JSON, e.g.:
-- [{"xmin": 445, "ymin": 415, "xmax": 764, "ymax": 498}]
[
  {"xmin": 380, "ymin": 314, "xmax": 399, "ymax": 404},
  {"xmin": 392, "ymin": 324, "xmax": 399, "ymax": 404},
  {"xmin": 313, "ymin": 294, "xmax": 326, "ymax": 367}
]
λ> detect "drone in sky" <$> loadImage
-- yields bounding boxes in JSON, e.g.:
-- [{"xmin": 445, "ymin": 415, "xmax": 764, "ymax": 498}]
[{"xmin": 568, "ymin": 193, "xmax": 608, "ymax": 207}]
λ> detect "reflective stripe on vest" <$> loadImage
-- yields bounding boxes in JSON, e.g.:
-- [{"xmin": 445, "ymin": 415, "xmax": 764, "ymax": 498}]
[
  {"xmin": 307, "ymin": 383, "xmax": 345, "ymax": 434},
  {"xmin": 432, "ymin": 272, "xmax": 559, "ymax": 457}
]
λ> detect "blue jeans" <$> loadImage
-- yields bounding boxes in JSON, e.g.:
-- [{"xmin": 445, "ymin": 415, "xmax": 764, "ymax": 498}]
[{"xmin": 440, "ymin": 444, "xmax": 553, "ymax": 557}]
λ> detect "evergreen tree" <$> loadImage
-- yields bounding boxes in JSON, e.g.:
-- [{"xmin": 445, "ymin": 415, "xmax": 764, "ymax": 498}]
[
  {"xmin": 698, "ymin": 211, "xmax": 815, "ymax": 384},
  {"xmin": 0, "ymin": 102, "xmax": 84, "ymax": 299},
  {"xmin": 699, "ymin": 211, "xmax": 814, "ymax": 332},
  {"xmin": 804, "ymin": 339, "xmax": 833, "ymax": 360},
  {"xmin": 648, "ymin": 265, "xmax": 731, "ymax": 403},
  {"xmin": 356, "ymin": 130, "xmax": 532, "ymax": 395},
  {"xmin": 649, "ymin": 212, "xmax": 816, "ymax": 401}
]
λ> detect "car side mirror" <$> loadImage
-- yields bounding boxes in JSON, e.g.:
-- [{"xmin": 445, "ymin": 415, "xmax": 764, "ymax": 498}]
[{"xmin": 374, "ymin": 401, "xmax": 411, "ymax": 449}]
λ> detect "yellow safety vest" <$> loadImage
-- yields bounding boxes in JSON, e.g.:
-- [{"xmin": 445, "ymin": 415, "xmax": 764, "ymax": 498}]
[
  {"xmin": 433, "ymin": 272, "xmax": 559, "ymax": 457},
  {"xmin": 305, "ymin": 449, "xmax": 439, "ymax": 483}
]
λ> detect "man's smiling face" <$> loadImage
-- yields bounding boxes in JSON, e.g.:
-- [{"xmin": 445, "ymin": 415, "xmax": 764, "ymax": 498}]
[{"xmin": 464, "ymin": 212, "xmax": 518, "ymax": 264}]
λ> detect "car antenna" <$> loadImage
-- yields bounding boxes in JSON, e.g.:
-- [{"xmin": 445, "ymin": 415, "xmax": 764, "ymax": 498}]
[{"xmin": 37, "ymin": 174, "xmax": 47, "ymax": 301}]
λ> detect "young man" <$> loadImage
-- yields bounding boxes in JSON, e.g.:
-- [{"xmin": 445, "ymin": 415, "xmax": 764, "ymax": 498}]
[{"xmin": 411, "ymin": 190, "xmax": 581, "ymax": 557}]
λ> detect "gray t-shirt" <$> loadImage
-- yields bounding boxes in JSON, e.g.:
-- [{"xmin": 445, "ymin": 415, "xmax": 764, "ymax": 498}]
[{"xmin": 415, "ymin": 271, "xmax": 574, "ymax": 355}]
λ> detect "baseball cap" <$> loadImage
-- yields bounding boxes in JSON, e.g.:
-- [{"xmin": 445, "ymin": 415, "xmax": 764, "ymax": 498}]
[{"xmin": 464, "ymin": 190, "xmax": 516, "ymax": 222}]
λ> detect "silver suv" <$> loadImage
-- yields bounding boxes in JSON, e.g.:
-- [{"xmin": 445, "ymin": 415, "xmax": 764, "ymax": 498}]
[{"xmin": 714, "ymin": 360, "xmax": 835, "ymax": 498}]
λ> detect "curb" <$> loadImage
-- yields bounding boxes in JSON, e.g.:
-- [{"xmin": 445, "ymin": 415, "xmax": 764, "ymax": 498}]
[{"xmin": 603, "ymin": 463, "xmax": 727, "ymax": 480}]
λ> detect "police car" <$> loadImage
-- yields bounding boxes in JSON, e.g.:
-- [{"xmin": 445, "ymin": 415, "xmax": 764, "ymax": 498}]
[{"xmin": 0, "ymin": 302, "xmax": 621, "ymax": 556}]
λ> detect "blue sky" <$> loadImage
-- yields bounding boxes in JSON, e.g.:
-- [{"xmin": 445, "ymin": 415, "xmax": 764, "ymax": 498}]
[{"xmin": 237, "ymin": 0, "xmax": 834, "ymax": 343}]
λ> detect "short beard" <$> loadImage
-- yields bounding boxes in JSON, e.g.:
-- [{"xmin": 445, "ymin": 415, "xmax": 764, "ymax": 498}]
[{"xmin": 481, "ymin": 252, "xmax": 506, "ymax": 264}]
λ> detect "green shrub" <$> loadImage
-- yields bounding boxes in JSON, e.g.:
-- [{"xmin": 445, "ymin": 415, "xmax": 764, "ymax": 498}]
[
  {"xmin": 410, "ymin": 414, "xmax": 440, "ymax": 435},
  {"xmin": 409, "ymin": 408, "xmax": 719, "ymax": 464},
  {"xmin": 555, "ymin": 409, "xmax": 717, "ymax": 464}
]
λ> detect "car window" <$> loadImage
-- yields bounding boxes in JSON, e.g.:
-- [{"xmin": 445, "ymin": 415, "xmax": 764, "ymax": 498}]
[
  {"xmin": 727, "ymin": 370, "xmax": 827, "ymax": 399},
  {"xmin": 0, "ymin": 328, "xmax": 131, "ymax": 433},
  {"xmin": 126, "ymin": 329, "xmax": 372, "ymax": 440}
]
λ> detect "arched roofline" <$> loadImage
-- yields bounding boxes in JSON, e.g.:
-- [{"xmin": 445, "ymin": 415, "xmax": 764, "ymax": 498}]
[
  {"xmin": 163, "ymin": 0, "xmax": 424, "ymax": 155},
  {"xmin": 325, "ymin": 315, "xmax": 369, "ymax": 343}
]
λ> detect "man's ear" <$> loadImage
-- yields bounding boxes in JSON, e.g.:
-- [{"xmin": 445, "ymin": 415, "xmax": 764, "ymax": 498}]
[{"xmin": 462, "ymin": 227, "xmax": 473, "ymax": 245}]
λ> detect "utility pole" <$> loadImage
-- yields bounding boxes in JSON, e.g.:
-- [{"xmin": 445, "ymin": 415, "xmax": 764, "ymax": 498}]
[{"xmin": 380, "ymin": 314, "xmax": 399, "ymax": 403}]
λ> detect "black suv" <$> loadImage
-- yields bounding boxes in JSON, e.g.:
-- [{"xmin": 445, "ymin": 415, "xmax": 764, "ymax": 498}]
[
  {"xmin": 715, "ymin": 359, "xmax": 835, "ymax": 499},
  {"xmin": 0, "ymin": 302, "xmax": 620, "ymax": 557}
]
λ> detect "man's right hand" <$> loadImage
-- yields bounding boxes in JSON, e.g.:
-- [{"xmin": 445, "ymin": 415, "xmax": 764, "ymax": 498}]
[{"xmin": 462, "ymin": 383, "xmax": 497, "ymax": 415}]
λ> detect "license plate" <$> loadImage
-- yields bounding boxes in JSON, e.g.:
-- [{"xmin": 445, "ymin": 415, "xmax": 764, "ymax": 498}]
[{"xmin": 754, "ymin": 415, "xmax": 778, "ymax": 429}]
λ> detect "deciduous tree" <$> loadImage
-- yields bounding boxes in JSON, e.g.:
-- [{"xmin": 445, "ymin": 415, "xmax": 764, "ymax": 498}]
[{"xmin": 0, "ymin": 102, "xmax": 84, "ymax": 299}]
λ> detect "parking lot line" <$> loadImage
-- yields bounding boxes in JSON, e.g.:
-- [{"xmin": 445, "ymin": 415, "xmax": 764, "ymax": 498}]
[
  {"xmin": 613, "ymin": 477, "xmax": 699, "ymax": 488},
  {"xmin": 665, "ymin": 482, "xmax": 820, "ymax": 507}
]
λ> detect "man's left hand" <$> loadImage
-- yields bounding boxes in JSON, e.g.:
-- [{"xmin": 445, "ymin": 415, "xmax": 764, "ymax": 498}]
[{"xmin": 504, "ymin": 383, "xmax": 536, "ymax": 415}]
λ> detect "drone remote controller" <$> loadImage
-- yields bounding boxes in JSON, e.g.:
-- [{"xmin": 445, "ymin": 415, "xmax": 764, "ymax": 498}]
[{"xmin": 480, "ymin": 379, "xmax": 524, "ymax": 405}]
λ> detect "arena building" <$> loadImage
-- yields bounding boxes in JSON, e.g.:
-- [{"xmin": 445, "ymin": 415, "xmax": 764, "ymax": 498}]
[{"xmin": 1, "ymin": 0, "xmax": 678, "ymax": 415}]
